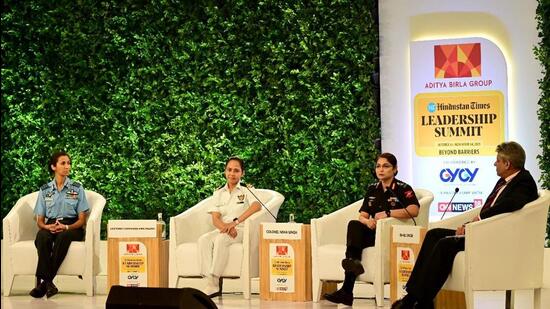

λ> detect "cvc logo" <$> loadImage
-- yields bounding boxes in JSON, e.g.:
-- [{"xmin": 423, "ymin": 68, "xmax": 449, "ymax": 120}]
[{"xmin": 440, "ymin": 168, "xmax": 479, "ymax": 182}]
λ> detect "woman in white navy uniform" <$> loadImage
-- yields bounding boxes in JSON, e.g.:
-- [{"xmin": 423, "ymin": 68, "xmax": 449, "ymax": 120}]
[{"xmin": 198, "ymin": 156, "xmax": 261, "ymax": 297}]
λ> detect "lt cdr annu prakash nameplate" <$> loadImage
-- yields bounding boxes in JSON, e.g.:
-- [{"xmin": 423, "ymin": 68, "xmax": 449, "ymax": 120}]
[{"xmin": 107, "ymin": 220, "xmax": 168, "ymax": 291}]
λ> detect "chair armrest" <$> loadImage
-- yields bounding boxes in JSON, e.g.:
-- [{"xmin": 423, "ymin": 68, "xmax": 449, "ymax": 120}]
[
  {"xmin": 3, "ymin": 192, "xmax": 39, "ymax": 245},
  {"xmin": 170, "ymin": 199, "xmax": 214, "ymax": 246},
  {"xmin": 242, "ymin": 190, "xmax": 284, "ymax": 279},
  {"xmin": 429, "ymin": 207, "xmax": 481, "ymax": 230},
  {"xmin": 375, "ymin": 217, "xmax": 418, "ymax": 278},
  {"xmin": 311, "ymin": 199, "xmax": 363, "ymax": 247},
  {"xmin": 465, "ymin": 200, "xmax": 549, "ymax": 290}
]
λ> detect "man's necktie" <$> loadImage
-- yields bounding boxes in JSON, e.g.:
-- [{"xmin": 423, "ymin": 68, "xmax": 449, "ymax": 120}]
[{"xmin": 480, "ymin": 178, "xmax": 507, "ymax": 212}]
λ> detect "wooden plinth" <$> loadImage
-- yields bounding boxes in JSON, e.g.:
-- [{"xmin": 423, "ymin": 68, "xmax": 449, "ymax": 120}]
[
  {"xmin": 260, "ymin": 224, "xmax": 312, "ymax": 301},
  {"xmin": 390, "ymin": 226, "xmax": 427, "ymax": 303},
  {"xmin": 435, "ymin": 290, "xmax": 466, "ymax": 309},
  {"xmin": 107, "ymin": 237, "xmax": 168, "ymax": 290}
]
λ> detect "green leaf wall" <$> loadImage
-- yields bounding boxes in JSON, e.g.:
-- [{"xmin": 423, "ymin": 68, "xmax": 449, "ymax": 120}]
[
  {"xmin": 536, "ymin": 0, "xmax": 550, "ymax": 246},
  {"xmin": 1, "ymin": 0, "xmax": 380, "ymax": 237}
]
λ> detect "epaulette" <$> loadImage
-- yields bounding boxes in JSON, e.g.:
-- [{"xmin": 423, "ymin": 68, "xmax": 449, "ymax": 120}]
[
  {"xmin": 40, "ymin": 184, "xmax": 50, "ymax": 191},
  {"xmin": 368, "ymin": 181, "xmax": 380, "ymax": 189},
  {"xmin": 395, "ymin": 180, "xmax": 408, "ymax": 188}
]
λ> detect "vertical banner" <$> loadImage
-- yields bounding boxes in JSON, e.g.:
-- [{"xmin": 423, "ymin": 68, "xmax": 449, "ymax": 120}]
[
  {"xmin": 269, "ymin": 243, "xmax": 295, "ymax": 293},
  {"xmin": 396, "ymin": 247, "xmax": 415, "ymax": 299},
  {"xmin": 119, "ymin": 241, "xmax": 148, "ymax": 287},
  {"xmin": 411, "ymin": 38, "xmax": 507, "ymax": 221}
]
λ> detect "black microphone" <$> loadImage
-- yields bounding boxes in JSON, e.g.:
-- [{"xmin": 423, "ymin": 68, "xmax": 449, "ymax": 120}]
[
  {"xmin": 240, "ymin": 182, "xmax": 277, "ymax": 221},
  {"xmin": 386, "ymin": 187, "xmax": 416, "ymax": 226},
  {"xmin": 440, "ymin": 187, "xmax": 460, "ymax": 220}
]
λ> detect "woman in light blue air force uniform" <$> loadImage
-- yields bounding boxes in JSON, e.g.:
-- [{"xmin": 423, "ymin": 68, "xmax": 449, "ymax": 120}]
[
  {"xmin": 198, "ymin": 156, "xmax": 261, "ymax": 297},
  {"xmin": 30, "ymin": 151, "xmax": 89, "ymax": 299}
]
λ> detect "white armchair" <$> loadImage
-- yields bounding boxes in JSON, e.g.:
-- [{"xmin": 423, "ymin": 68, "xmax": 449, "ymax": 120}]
[
  {"xmin": 431, "ymin": 190, "xmax": 550, "ymax": 309},
  {"xmin": 311, "ymin": 188, "xmax": 434, "ymax": 306},
  {"xmin": 169, "ymin": 189, "xmax": 284, "ymax": 299},
  {"xmin": 2, "ymin": 190, "xmax": 106, "ymax": 296}
]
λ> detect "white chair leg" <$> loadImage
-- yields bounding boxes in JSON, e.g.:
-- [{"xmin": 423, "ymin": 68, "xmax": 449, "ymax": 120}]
[
  {"xmin": 83, "ymin": 274, "xmax": 94, "ymax": 296},
  {"xmin": 512, "ymin": 289, "xmax": 534, "ymax": 309},
  {"xmin": 374, "ymin": 280, "xmax": 384, "ymax": 306},
  {"xmin": 312, "ymin": 279, "xmax": 321, "ymax": 302},
  {"xmin": 169, "ymin": 274, "xmax": 178, "ymax": 288},
  {"xmin": 3, "ymin": 273, "xmax": 14, "ymax": 296},
  {"xmin": 472, "ymin": 290, "xmax": 505, "ymax": 309},
  {"xmin": 243, "ymin": 277, "xmax": 251, "ymax": 299},
  {"xmin": 535, "ymin": 288, "xmax": 550, "ymax": 309}
]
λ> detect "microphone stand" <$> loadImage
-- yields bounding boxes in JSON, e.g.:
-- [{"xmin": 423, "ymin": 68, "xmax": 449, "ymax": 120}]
[
  {"xmin": 386, "ymin": 187, "xmax": 416, "ymax": 226},
  {"xmin": 240, "ymin": 183, "xmax": 277, "ymax": 221},
  {"xmin": 440, "ymin": 187, "xmax": 460, "ymax": 221}
]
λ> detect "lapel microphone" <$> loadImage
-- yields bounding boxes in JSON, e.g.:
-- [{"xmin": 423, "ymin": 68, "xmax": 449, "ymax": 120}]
[
  {"xmin": 440, "ymin": 187, "xmax": 460, "ymax": 220},
  {"xmin": 240, "ymin": 182, "xmax": 277, "ymax": 221}
]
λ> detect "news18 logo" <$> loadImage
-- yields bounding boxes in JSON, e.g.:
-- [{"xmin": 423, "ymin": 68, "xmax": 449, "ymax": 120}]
[{"xmin": 434, "ymin": 43, "xmax": 481, "ymax": 78}]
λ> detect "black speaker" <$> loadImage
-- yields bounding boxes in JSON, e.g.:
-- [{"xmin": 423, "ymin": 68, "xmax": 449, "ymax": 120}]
[{"xmin": 106, "ymin": 285, "xmax": 218, "ymax": 309}]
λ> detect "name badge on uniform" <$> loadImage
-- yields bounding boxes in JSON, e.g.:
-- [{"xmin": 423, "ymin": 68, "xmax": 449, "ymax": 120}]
[
  {"xmin": 66, "ymin": 189, "xmax": 78, "ymax": 199},
  {"xmin": 368, "ymin": 196, "xmax": 375, "ymax": 207},
  {"xmin": 237, "ymin": 194, "xmax": 245, "ymax": 204}
]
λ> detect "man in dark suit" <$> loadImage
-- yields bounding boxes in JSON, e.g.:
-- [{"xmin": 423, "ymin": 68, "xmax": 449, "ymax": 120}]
[{"xmin": 392, "ymin": 141, "xmax": 539, "ymax": 309}]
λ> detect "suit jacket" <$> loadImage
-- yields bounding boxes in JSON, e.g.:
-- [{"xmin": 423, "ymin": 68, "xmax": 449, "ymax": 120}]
[{"xmin": 480, "ymin": 169, "xmax": 538, "ymax": 219}]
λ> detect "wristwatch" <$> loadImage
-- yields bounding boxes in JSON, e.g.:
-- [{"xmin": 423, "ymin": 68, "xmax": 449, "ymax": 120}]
[{"xmin": 385, "ymin": 209, "xmax": 391, "ymax": 217}]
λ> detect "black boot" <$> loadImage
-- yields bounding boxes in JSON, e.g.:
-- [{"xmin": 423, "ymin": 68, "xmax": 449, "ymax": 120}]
[
  {"xmin": 391, "ymin": 294, "xmax": 417, "ymax": 309},
  {"xmin": 341, "ymin": 258, "xmax": 365, "ymax": 276},
  {"xmin": 324, "ymin": 289, "xmax": 353, "ymax": 306},
  {"xmin": 29, "ymin": 277, "xmax": 47, "ymax": 298},
  {"xmin": 45, "ymin": 281, "xmax": 58, "ymax": 298}
]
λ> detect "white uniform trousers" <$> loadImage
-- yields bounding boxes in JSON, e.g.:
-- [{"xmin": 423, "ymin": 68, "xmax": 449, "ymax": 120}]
[{"xmin": 198, "ymin": 228, "xmax": 244, "ymax": 277}]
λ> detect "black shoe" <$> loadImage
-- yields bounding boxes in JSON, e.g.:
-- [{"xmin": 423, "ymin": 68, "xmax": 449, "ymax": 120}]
[
  {"xmin": 391, "ymin": 295, "xmax": 417, "ymax": 309},
  {"xmin": 324, "ymin": 289, "xmax": 353, "ymax": 306},
  {"xmin": 29, "ymin": 281, "xmax": 47, "ymax": 298},
  {"xmin": 415, "ymin": 300, "xmax": 435, "ymax": 309},
  {"xmin": 45, "ymin": 281, "xmax": 58, "ymax": 298},
  {"xmin": 341, "ymin": 258, "xmax": 365, "ymax": 276}
]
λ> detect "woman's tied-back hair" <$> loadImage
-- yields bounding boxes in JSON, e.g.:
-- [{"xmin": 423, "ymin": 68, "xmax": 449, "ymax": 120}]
[
  {"xmin": 225, "ymin": 156, "xmax": 245, "ymax": 171},
  {"xmin": 48, "ymin": 151, "xmax": 70, "ymax": 174}
]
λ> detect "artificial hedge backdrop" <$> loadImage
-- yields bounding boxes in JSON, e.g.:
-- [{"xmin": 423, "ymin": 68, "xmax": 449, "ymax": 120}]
[
  {"xmin": 1, "ymin": 0, "xmax": 380, "ymax": 237},
  {"xmin": 536, "ymin": 0, "xmax": 550, "ymax": 246},
  {"xmin": 2, "ymin": 0, "xmax": 549, "ymax": 243}
]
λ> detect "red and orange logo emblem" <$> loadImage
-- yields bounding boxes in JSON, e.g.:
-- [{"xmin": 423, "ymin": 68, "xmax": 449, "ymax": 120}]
[
  {"xmin": 434, "ymin": 43, "xmax": 481, "ymax": 78},
  {"xmin": 126, "ymin": 243, "xmax": 139, "ymax": 253},
  {"xmin": 276, "ymin": 245, "xmax": 288, "ymax": 256}
]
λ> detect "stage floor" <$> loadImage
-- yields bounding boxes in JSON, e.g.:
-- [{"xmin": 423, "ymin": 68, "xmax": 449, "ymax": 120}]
[{"xmin": 1, "ymin": 293, "xmax": 391, "ymax": 308}]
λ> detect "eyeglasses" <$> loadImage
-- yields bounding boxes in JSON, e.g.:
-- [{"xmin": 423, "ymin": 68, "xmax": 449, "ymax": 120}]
[{"xmin": 375, "ymin": 164, "xmax": 393, "ymax": 169}]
